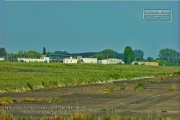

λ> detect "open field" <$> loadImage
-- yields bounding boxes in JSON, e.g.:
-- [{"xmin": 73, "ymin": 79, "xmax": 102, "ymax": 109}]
[
  {"xmin": 0, "ymin": 62, "xmax": 179, "ymax": 93},
  {"xmin": 0, "ymin": 62, "xmax": 180, "ymax": 119}
]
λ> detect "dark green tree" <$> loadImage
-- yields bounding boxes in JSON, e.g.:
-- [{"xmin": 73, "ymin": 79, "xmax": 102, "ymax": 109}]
[
  {"xmin": 89, "ymin": 53, "xmax": 104, "ymax": 60},
  {"xmin": 101, "ymin": 49, "xmax": 116, "ymax": 59},
  {"xmin": 89, "ymin": 49, "xmax": 116, "ymax": 60},
  {"xmin": 17, "ymin": 50, "xmax": 24, "ymax": 58},
  {"xmin": 158, "ymin": 48, "xmax": 180, "ymax": 65},
  {"xmin": 0, "ymin": 47, "xmax": 7, "ymax": 57},
  {"xmin": 43, "ymin": 47, "xmax": 46, "ymax": 55},
  {"xmin": 133, "ymin": 49, "xmax": 144, "ymax": 61},
  {"xmin": 147, "ymin": 57, "xmax": 154, "ymax": 62},
  {"xmin": 123, "ymin": 46, "xmax": 134, "ymax": 64}
]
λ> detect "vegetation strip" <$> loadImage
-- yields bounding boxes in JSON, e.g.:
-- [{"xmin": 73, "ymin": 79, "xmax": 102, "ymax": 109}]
[{"xmin": 0, "ymin": 62, "xmax": 179, "ymax": 93}]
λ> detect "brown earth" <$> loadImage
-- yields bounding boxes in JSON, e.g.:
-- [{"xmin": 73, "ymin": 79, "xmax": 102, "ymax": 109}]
[{"xmin": 0, "ymin": 76, "xmax": 180, "ymax": 119}]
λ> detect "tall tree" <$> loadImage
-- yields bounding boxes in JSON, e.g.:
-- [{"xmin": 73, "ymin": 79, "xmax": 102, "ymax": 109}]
[
  {"xmin": 159, "ymin": 48, "xmax": 180, "ymax": 61},
  {"xmin": 123, "ymin": 46, "xmax": 134, "ymax": 64},
  {"xmin": 133, "ymin": 49, "xmax": 144, "ymax": 61},
  {"xmin": 158, "ymin": 48, "xmax": 180, "ymax": 65},
  {"xmin": 101, "ymin": 49, "xmax": 116, "ymax": 59},
  {"xmin": 43, "ymin": 47, "xmax": 46, "ymax": 55},
  {"xmin": 0, "ymin": 47, "xmax": 7, "ymax": 57}
]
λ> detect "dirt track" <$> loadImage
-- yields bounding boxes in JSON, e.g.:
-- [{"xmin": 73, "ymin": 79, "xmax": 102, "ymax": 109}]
[{"xmin": 0, "ymin": 76, "xmax": 180, "ymax": 118}]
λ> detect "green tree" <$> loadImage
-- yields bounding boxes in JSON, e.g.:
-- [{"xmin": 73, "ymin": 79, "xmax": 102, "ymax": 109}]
[
  {"xmin": 158, "ymin": 48, "xmax": 180, "ymax": 65},
  {"xmin": 89, "ymin": 49, "xmax": 116, "ymax": 60},
  {"xmin": 43, "ymin": 47, "xmax": 46, "ymax": 55},
  {"xmin": 0, "ymin": 47, "xmax": 7, "ymax": 58},
  {"xmin": 123, "ymin": 46, "xmax": 134, "ymax": 64},
  {"xmin": 17, "ymin": 50, "xmax": 25, "ymax": 58},
  {"xmin": 26, "ymin": 50, "xmax": 41, "ymax": 58},
  {"xmin": 102, "ymin": 49, "xmax": 116, "ymax": 59},
  {"xmin": 91, "ymin": 53, "xmax": 104, "ymax": 60},
  {"xmin": 133, "ymin": 49, "xmax": 144, "ymax": 61},
  {"xmin": 147, "ymin": 57, "xmax": 154, "ymax": 62},
  {"xmin": 46, "ymin": 51, "xmax": 52, "ymax": 57}
]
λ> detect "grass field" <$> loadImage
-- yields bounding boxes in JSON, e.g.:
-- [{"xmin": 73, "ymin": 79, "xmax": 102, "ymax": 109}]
[{"xmin": 0, "ymin": 62, "xmax": 179, "ymax": 93}]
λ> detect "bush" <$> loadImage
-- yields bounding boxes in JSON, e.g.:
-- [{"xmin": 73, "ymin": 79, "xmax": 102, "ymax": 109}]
[
  {"xmin": 169, "ymin": 84, "xmax": 178, "ymax": 91},
  {"xmin": 0, "ymin": 97, "xmax": 14, "ymax": 105},
  {"xmin": 134, "ymin": 83, "xmax": 146, "ymax": 91},
  {"xmin": 26, "ymin": 82, "xmax": 34, "ymax": 90},
  {"xmin": 134, "ymin": 62, "xmax": 139, "ymax": 65},
  {"xmin": 108, "ymin": 73, "xmax": 120, "ymax": 79},
  {"xmin": 51, "ymin": 97, "xmax": 60, "ymax": 103},
  {"xmin": 120, "ymin": 85, "xmax": 126, "ymax": 90}
]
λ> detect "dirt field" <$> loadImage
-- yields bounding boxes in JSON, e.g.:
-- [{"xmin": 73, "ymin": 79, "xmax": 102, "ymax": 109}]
[{"xmin": 0, "ymin": 76, "xmax": 180, "ymax": 119}]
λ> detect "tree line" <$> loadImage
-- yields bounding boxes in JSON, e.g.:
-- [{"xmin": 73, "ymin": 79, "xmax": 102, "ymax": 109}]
[{"xmin": 0, "ymin": 46, "xmax": 179, "ymax": 66}]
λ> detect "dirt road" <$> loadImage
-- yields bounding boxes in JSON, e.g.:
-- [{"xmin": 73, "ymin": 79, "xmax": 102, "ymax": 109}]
[{"xmin": 0, "ymin": 77, "xmax": 179, "ymax": 118}]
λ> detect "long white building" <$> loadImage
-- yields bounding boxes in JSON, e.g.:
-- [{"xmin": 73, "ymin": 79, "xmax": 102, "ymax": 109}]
[
  {"xmin": 81, "ymin": 58, "xmax": 97, "ymax": 64},
  {"xmin": 63, "ymin": 57, "xmax": 77, "ymax": 64},
  {"xmin": 17, "ymin": 57, "xmax": 49, "ymax": 63},
  {"xmin": 99, "ymin": 58, "xmax": 122, "ymax": 64}
]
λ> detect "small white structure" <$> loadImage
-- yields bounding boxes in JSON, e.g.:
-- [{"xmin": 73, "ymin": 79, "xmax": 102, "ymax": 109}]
[
  {"xmin": 132, "ymin": 61, "xmax": 144, "ymax": 65},
  {"xmin": 99, "ymin": 58, "xmax": 122, "ymax": 64},
  {"xmin": 63, "ymin": 57, "xmax": 77, "ymax": 64},
  {"xmin": 81, "ymin": 58, "xmax": 97, "ymax": 64},
  {"xmin": 0, "ymin": 58, "xmax": 5, "ymax": 61},
  {"xmin": 44, "ymin": 57, "xmax": 50, "ymax": 63},
  {"xmin": 17, "ymin": 57, "xmax": 49, "ymax": 63}
]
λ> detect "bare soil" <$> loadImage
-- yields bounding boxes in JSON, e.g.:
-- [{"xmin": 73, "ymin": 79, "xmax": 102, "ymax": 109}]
[{"xmin": 0, "ymin": 76, "xmax": 180, "ymax": 119}]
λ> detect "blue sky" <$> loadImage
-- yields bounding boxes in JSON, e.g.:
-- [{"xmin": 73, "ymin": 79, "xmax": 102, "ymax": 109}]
[{"xmin": 0, "ymin": 1, "xmax": 179, "ymax": 58}]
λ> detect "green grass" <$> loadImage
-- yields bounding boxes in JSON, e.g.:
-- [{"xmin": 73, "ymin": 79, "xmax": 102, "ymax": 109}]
[{"xmin": 0, "ymin": 62, "xmax": 179, "ymax": 93}]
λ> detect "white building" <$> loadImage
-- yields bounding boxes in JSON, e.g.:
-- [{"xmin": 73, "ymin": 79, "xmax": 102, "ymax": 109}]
[
  {"xmin": 0, "ymin": 58, "xmax": 5, "ymax": 61},
  {"xmin": 81, "ymin": 58, "xmax": 97, "ymax": 64},
  {"xmin": 63, "ymin": 57, "xmax": 77, "ymax": 64},
  {"xmin": 17, "ymin": 57, "xmax": 49, "ymax": 63},
  {"xmin": 99, "ymin": 58, "xmax": 122, "ymax": 64},
  {"xmin": 43, "ymin": 57, "xmax": 50, "ymax": 63}
]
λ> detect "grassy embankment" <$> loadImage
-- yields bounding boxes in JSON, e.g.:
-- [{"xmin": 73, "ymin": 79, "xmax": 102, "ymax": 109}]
[{"xmin": 0, "ymin": 61, "xmax": 179, "ymax": 93}]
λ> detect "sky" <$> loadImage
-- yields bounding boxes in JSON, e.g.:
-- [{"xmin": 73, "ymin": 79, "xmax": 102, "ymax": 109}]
[{"xmin": 0, "ymin": 0, "xmax": 179, "ymax": 58}]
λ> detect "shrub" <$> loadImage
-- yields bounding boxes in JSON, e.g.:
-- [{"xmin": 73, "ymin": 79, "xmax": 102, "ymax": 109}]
[
  {"xmin": 102, "ymin": 85, "xmax": 115, "ymax": 94},
  {"xmin": 0, "ymin": 97, "xmax": 14, "ymax": 105},
  {"xmin": 169, "ymin": 84, "xmax": 178, "ymax": 91},
  {"xmin": 120, "ymin": 85, "xmax": 126, "ymax": 90},
  {"xmin": 51, "ymin": 97, "xmax": 61, "ymax": 103},
  {"xmin": 134, "ymin": 62, "xmax": 139, "ymax": 65},
  {"xmin": 134, "ymin": 83, "xmax": 146, "ymax": 91},
  {"xmin": 49, "ymin": 80, "xmax": 58, "ymax": 87},
  {"xmin": 26, "ymin": 82, "xmax": 34, "ymax": 90},
  {"xmin": 108, "ymin": 73, "xmax": 120, "ymax": 79},
  {"xmin": 42, "ymin": 81, "xmax": 48, "ymax": 88}
]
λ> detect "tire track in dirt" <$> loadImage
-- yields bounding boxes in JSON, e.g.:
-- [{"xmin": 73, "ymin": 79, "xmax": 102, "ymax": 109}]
[{"xmin": 94, "ymin": 91, "xmax": 179, "ymax": 117}]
